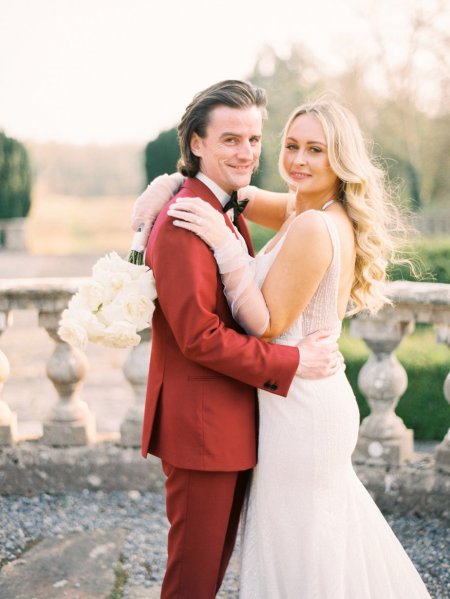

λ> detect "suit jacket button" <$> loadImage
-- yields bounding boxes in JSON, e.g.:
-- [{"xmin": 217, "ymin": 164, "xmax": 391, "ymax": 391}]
[{"xmin": 263, "ymin": 381, "xmax": 271, "ymax": 389}]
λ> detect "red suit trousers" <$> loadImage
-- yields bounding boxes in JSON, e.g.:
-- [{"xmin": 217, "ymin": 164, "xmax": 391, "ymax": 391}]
[{"xmin": 160, "ymin": 462, "xmax": 251, "ymax": 599}]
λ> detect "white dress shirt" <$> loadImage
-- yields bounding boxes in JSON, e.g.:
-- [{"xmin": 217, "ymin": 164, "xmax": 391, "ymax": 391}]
[{"xmin": 195, "ymin": 171, "xmax": 248, "ymax": 247}]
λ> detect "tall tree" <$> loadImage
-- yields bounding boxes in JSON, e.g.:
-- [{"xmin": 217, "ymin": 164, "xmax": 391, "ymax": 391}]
[
  {"xmin": 0, "ymin": 132, "xmax": 32, "ymax": 220},
  {"xmin": 144, "ymin": 127, "xmax": 179, "ymax": 183},
  {"xmin": 357, "ymin": 0, "xmax": 450, "ymax": 209}
]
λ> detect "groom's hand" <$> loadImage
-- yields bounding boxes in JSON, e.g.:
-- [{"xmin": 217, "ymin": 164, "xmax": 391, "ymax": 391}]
[{"xmin": 296, "ymin": 330, "xmax": 343, "ymax": 379}]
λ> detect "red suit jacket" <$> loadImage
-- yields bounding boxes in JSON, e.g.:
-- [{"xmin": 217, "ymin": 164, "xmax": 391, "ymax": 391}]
[{"xmin": 141, "ymin": 177, "xmax": 299, "ymax": 471}]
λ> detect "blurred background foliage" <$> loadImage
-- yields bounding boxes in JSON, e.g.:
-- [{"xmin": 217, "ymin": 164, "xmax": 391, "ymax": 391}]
[{"xmin": 142, "ymin": 19, "xmax": 449, "ymax": 213}]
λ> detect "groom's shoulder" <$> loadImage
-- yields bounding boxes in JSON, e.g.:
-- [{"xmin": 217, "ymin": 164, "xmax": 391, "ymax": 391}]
[
  {"xmin": 148, "ymin": 176, "xmax": 217, "ymax": 253},
  {"xmin": 149, "ymin": 186, "xmax": 209, "ymax": 251},
  {"xmin": 179, "ymin": 177, "xmax": 211, "ymax": 201}
]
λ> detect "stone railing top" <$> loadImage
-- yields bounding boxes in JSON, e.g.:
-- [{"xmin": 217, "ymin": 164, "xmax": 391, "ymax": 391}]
[
  {"xmin": 1, "ymin": 277, "xmax": 450, "ymax": 323},
  {"xmin": 354, "ymin": 281, "xmax": 450, "ymax": 326},
  {"xmin": 0, "ymin": 277, "xmax": 89, "ymax": 312},
  {"xmin": 386, "ymin": 281, "xmax": 450, "ymax": 305}
]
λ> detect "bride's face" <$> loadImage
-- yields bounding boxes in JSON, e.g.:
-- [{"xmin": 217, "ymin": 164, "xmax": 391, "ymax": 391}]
[{"xmin": 282, "ymin": 113, "xmax": 339, "ymax": 200}]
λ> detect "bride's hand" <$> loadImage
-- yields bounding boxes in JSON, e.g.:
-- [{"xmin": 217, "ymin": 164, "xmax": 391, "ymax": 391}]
[
  {"xmin": 131, "ymin": 172, "xmax": 185, "ymax": 242},
  {"xmin": 167, "ymin": 197, "xmax": 234, "ymax": 250},
  {"xmin": 237, "ymin": 185, "xmax": 257, "ymax": 203}
]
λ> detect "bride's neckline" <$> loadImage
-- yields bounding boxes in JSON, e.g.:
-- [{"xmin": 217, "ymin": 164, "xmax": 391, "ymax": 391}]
[
  {"xmin": 262, "ymin": 217, "xmax": 296, "ymax": 256},
  {"xmin": 321, "ymin": 199, "xmax": 338, "ymax": 210},
  {"xmin": 262, "ymin": 199, "xmax": 337, "ymax": 256}
]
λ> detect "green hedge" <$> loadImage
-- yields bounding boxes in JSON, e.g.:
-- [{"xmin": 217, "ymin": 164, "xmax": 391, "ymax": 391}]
[
  {"xmin": 340, "ymin": 323, "xmax": 450, "ymax": 441},
  {"xmin": 388, "ymin": 237, "xmax": 450, "ymax": 284},
  {"xmin": 247, "ymin": 221, "xmax": 275, "ymax": 252},
  {"xmin": 144, "ymin": 127, "xmax": 179, "ymax": 183},
  {"xmin": 0, "ymin": 132, "xmax": 32, "ymax": 219}
]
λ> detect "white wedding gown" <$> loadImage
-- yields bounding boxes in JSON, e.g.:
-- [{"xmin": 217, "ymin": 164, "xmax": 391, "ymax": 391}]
[{"xmin": 237, "ymin": 212, "xmax": 431, "ymax": 598}]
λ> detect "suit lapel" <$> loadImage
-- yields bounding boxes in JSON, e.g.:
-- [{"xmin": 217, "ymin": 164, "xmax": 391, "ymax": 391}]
[
  {"xmin": 181, "ymin": 177, "xmax": 223, "ymax": 211},
  {"xmin": 181, "ymin": 178, "xmax": 254, "ymax": 253},
  {"xmin": 235, "ymin": 215, "xmax": 255, "ymax": 257}
]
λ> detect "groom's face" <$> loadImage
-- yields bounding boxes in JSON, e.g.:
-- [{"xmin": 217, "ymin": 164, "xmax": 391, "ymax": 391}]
[{"xmin": 190, "ymin": 105, "xmax": 262, "ymax": 194}]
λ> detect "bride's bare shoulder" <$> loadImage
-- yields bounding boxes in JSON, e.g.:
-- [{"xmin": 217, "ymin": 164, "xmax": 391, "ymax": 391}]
[
  {"xmin": 287, "ymin": 210, "xmax": 331, "ymax": 242},
  {"xmin": 281, "ymin": 210, "xmax": 333, "ymax": 265}
]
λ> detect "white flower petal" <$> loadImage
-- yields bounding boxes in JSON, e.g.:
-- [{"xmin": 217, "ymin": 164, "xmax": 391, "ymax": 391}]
[{"xmin": 58, "ymin": 318, "xmax": 88, "ymax": 349}]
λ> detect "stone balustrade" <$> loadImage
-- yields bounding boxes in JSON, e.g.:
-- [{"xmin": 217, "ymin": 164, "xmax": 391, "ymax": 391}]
[
  {"xmin": 350, "ymin": 281, "xmax": 450, "ymax": 473},
  {"xmin": 0, "ymin": 278, "xmax": 151, "ymax": 451},
  {"xmin": 0, "ymin": 278, "xmax": 449, "ymax": 476}
]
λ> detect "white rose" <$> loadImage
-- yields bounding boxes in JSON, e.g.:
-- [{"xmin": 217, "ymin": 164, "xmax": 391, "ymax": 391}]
[
  {"xmin": 109, "ymin": 271, "xmax": 131, "ymax": 292},
  {"xmin": 67, "ymin": 292, "xmax": 89, "ymax": 313},
  {"xmin": 92, "ymin": 253, "xmax": 139, "ymax": 286},
  {"xmin": 92, "ymin": 252, "xmax": 129, "ymax": 275},
  {"xmin": 83, "ymin": 314, "xmax": 107, "ymax": 342},
  {"xmin": 62, "ymin": 303, "xmax": 94, "ymax": 327},
  {"xmin": 61, "ymin": 304, "xmax": 106, "ymax": 342},
  {"xmin": 78, "ymin": 280, "xmax": 104, "ymax": 312},
  {"xmin": 138, "ymin": 270, "xmax": 157, "ymax": 301},
  {"xmin": 97, "ymin": 301, "xmax": 125, "ymax": 327},
  {"xmin": 100, "ymin": 321, "xmax": 141, "ymax": 348},
  {"xmin": 127, "ymin": 261, "xmax": 151, "ymax": 280},
  {"xmin": 92, "ymin": 254, "xmax": 128, "ymax": 295},
  {"xmin": 114, "ymin": 271, "xmax": 157, "ymax": 303},
  {"xmin": 58, "ymin": 317, "xmax": 88, "ymax": 349},
  {"xmin": 123, "ymin": 294, "xmax": 154, "ymax": 330}
]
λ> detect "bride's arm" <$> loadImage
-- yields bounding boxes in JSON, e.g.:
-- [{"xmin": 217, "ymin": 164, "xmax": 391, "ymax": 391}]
[
  {"xmin": 239, "ymin": 185, "xmax": 294, "ymax": 231},
  {"xmin": 167, "ymin": 198, "xmax": 332, "ymax": 340},
  {"xmin": 131, "ymin": 173, "xmax": 185, "ymax": 243},
  {"xmin": 260, "ymin": 212, "xmax": 332, "ymax": 338},
  {"xmin": 131, "ymin": 173, "xmax": 294, "ymax": 240}
]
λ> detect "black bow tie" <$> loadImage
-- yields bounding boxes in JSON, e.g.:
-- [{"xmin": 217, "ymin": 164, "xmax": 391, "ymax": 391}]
[{"xmin": 223, "ymin": 191, "xmax": 249, "ymax": 222}]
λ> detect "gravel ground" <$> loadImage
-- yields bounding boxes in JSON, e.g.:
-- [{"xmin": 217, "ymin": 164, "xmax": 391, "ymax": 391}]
[
  {"xmin": 0, "ymin": 491, "xmax": 239, "ymax": 598},
  {"xmin": 0, "ymin": 490, "xmax": 448, "ymax": 598}
]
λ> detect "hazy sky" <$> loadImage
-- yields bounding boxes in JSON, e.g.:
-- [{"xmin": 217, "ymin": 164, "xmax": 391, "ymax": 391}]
[{"xmin": 0, "ymin": 0, "xmax": 444, "ymax": 145}]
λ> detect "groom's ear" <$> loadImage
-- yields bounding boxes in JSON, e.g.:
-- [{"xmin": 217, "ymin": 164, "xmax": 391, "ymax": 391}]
[{"xmin": 190, "ymin": 133, "xmax": 202, "ymax": 157}]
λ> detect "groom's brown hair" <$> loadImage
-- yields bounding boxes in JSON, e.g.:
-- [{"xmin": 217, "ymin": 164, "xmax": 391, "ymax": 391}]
[{"xmin": 177, "ymin": 80, "xmax": 267, "ymax": 178}]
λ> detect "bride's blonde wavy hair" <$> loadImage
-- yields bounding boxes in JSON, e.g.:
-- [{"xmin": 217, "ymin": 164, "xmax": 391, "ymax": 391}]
[{"xmin": 278, "ymin": 98, "xmax": 408, "ymax": 315}]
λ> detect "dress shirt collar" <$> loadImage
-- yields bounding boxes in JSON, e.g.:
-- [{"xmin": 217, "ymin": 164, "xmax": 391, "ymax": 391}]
[{"xmin": 196, "ymin": 172, "xmax": 231, "ymax": 208}]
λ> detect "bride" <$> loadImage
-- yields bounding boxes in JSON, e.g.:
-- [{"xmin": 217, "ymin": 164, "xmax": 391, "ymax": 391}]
[{"xmin": 136, "ymin": 99, "xmax": 431, "ymax": 598}]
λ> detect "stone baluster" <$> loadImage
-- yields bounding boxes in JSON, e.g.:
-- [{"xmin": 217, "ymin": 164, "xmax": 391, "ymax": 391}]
[
  {"xmin": 0, "ymin": 311, "xmax": 17, "ymax": 445},
  {"xmin": 39, "ymin": 310, "xmax": 96, "ymax": 445},
  {"xmin": 120, "ymin": 328, "xmax": 151, "ymax": 447},
  {"xmin": 435, "ymin": 324, "xmax": 450, "ymax": 473},
  {"xmin": 350, "ymin": 317, "xmax": 415, "ymax": 465}
]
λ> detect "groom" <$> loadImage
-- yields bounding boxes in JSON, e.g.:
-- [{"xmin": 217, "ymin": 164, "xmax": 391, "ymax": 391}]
[{"xmin": 139, "ymin": 80, "xmax": 340, "ymax": 598}]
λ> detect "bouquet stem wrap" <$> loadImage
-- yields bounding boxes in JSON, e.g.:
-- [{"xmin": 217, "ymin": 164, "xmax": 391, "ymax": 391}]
[{"xmin": 128, "ymin": 226, "xmax": 146, "ymax": 265}]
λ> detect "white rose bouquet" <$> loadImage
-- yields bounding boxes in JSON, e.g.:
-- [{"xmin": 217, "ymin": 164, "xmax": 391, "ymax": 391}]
[{"xmin": 58, "ymin": 232, "xmax": 156, "ymax": 349}]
